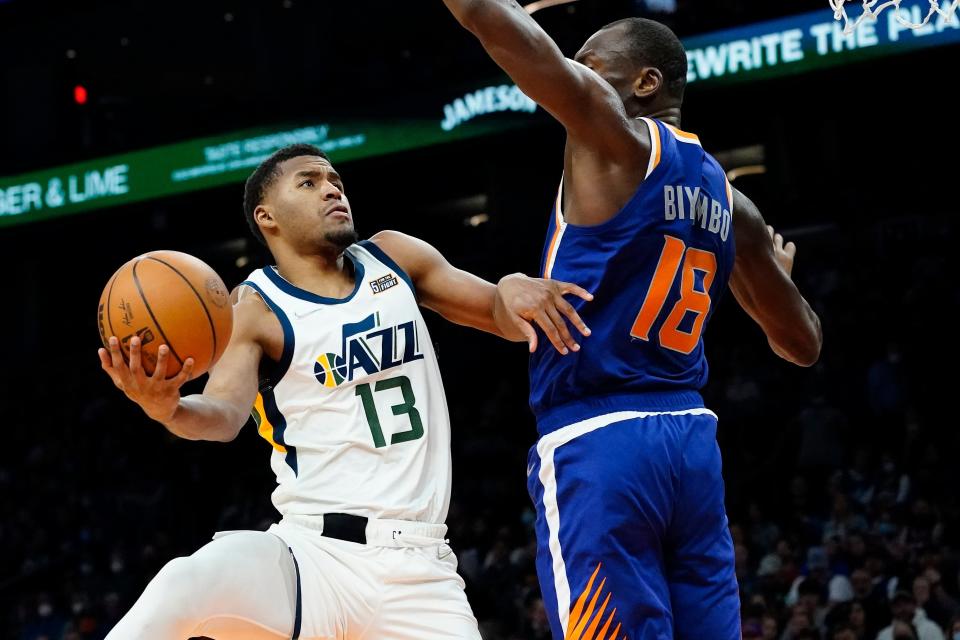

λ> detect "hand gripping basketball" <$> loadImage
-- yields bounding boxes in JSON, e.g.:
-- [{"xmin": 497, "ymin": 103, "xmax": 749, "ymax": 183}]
[
  {"xmin": 98, "ymin": 335, "xmax": 195, "ymax": 424},
  {"xmin": 96, "ymin": 251, "xmax": 234, "ymax": 379}
]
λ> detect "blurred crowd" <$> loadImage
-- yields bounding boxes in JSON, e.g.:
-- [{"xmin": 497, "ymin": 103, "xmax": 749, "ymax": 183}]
[{"xmin": 3, "ymin": 212, "xmax": 957, "ymax": 640}]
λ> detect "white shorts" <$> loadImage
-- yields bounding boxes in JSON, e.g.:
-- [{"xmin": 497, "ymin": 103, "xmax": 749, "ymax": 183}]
[{"xmin": 267, "ymin": 515, "xmax": 481, "ymax": 640}]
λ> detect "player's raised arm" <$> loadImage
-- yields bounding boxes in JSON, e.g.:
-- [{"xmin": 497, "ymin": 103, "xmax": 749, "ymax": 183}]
[
  {"xmin": 729, "ymin": 189, "xmax": 822, "ymax": 367},
  {"xmin": 368, "ymin": 230, "xmax": 592, "ymax": 354},
  {"xmin": 98, "ymin": 293, "xmax": 266, "ymax": 442},
  {"xmin": 442, "ymin": 0, "xmax": 643, "ymax": 160}
]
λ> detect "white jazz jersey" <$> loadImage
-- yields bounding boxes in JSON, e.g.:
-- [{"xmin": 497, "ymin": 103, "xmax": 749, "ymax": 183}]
[{"xmin": 241, "ymin": 241, "xmax": 452, "ymax": 524}]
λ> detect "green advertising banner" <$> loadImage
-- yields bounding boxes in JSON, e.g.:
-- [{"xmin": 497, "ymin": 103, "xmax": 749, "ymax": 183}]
[
  {"xmin": 0, "ymin": 83, "xmax": 538, "ymax": 228},
  {"xmin": 2, "ymin": 1, "xmax": 957, "ymax": 228}
]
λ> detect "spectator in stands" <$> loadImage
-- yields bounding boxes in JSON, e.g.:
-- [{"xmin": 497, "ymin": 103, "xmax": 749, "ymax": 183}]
[
  {"xmin": 842, "ymin": 449, "xmax": 875, "ymax": 507},
  {"xmin": 875, "ymin": 453, "xmax": 911, "ymax": 507},
  {"xmin": 849, "ymin": 565, "xmax": 890, "ymax": 636},
  {"xmin": 744, "ymin": 619, "xmax": 765, "ymax": 639},
  {"xmin": 830, "ymin": 622, "xmax": 859, "ymax": 640},
  {"xmin": 888, "ymin": 620, "xmax": 921, "ymax": 640},
  {"xmin": 846, "ymin": 534, "xmax": 868, "ymax": 571},
  {"xmin": 876, "ymin": 591, "xmax": 945, "ymax": 640},
  {"xmin": 787, "ymin": 547, "xmax": 854, "ymax": 624},
  {"xmin": 915, "ymin": 571, "xmax": 960, "ymax": 632},
  {"xmin": 905, "ymin": 500, "xmax": 943, "ymax": 551},
  {"xmin": 782, "ymin": 603, "xmax": 816, "ymax": 640},
  {"xmin": 750, "ymin": 502, "xmax": 782, "ymax": 552},
  {"xmin": 947, "ymin": 616, "xmax": 960, "ymax": 640},
  {"xmin": 737, "ymin": 542, "xmax": 756, "ymax": 596},
  {"xmin": 847, "ymin": 600, "xmax": 869, "ymax": 639},
  {"xmin": 823, "ymin": 494, "xmax": 869, "ymax": 542},
  {"xmin": 763, "ymin": 613, "xmax": 781, "ymax": 640}
]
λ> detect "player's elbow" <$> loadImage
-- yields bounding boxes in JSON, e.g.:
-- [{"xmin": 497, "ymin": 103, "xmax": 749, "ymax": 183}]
[
  {"xmin": 792, "ymin": 341, "xmax": 821, "ymax": 368},
  {"xmin": 170, "ymin": 413, "xmax": 246, "ymax": 443},
  {"xmin": 453, "ymin": 0, "xmax": 515, "ymax": 39},
  {"xmin": 785, "ymin": 320, "xmax": 823, "ymax": 368},
  {"xmin": 215, "ymin": 412, "xmax": 249, "ymax": 442},
  {"xmin": 449, "ymin": 0, "xmax": 486, "ymax": 32},
  {"xmin": 213, "ymin": 424, "xmax": 243, "ymax": 443}
]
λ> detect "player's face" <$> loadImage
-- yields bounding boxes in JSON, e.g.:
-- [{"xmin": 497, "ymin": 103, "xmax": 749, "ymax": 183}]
[
  {"xmin": 574, "ymin": 25, "xmax": 640, "ymax": 105},
  {"xmin": 272, "ymin": 155, "xmax": 357, "ymax": 251}
]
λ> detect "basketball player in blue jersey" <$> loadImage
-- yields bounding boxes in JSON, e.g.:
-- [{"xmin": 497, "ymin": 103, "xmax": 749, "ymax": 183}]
[
  {"xmin": 443, "ymin": 3, "xmax": 823, "ymax": 639},
  {"xmin": 97, "ymin": 143, "xmax": 591, "ymax": 639}
]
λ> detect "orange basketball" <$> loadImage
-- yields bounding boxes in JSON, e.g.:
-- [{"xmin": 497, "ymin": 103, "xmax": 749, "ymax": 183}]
[{"xmin": 97, "ymin": 251, "xmax": 233, "ymax": 378}]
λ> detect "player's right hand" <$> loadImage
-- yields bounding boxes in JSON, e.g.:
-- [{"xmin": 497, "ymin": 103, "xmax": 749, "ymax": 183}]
[
  {"xmin": 494, "ymin": 274, "xmax": 593, "ymax": 354},
  {"xmin": 98, "ymin": 335, "xmax": 195, "ymax": 424}
]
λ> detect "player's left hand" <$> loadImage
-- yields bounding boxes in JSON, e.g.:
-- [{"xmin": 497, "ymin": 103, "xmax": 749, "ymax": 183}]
[
  {"xmin": 494, "ymin": 273, "xmax": 592, "ymax": 354},
  {"xmin": 768, "ymin": 225, "xmax": 797, "ymax": 277}
]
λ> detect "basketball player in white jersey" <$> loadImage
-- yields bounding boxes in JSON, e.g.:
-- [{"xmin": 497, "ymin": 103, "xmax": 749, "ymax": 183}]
[{"xmin": 97, "ymin": 143, "xmax": 592, "ymax": 640}]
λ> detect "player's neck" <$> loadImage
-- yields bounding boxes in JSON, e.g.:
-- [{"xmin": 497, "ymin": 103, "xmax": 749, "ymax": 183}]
[
  {"xmin": 637, "ymin": 106, "xmax": 681, "ymax": 128},
  {"xmin": 273, "ymin": 250, "xmax": 356, "ymax": 298}
]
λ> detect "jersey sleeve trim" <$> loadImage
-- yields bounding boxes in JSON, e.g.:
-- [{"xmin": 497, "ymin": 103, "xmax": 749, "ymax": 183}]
[
  {"xmin": 664, "ymin": 123, "xmax": 702, "ymax": 146},
  {"xmin": 543, "ymin": 177, "xmax": 568, "ymax": 279},
  {"xmin": 240, "ymin": 279, "xmax": 296, "ymax": 388},
  {"xmin": 640, "ymin": 117, "xmax": 663, "ymax": 179}
]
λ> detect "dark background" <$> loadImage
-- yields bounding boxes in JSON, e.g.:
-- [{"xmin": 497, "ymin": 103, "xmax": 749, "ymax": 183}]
[{"xmin": 1, "ymin": 1, "xmax": 958, "ymax": 639}]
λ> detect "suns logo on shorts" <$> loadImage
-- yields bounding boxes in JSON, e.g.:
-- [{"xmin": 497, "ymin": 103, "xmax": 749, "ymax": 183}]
[
  {"xmin": 314, "ymin": 311, "xmax": 424, "ymax": 388},
  {"xmin": 566, "ymin": 563, "xmax": 625, "ymax": 640}
]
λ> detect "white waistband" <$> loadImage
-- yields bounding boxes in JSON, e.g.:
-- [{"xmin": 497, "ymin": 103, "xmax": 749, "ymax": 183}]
[{"xmin": 281, "ymin": 513, "xmax": 448, "ymax": 548}]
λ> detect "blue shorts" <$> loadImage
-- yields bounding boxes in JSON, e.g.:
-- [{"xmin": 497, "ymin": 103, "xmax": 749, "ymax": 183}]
[{"xmin": 526, "ymin": 404, "xmax": 740, "ymax": 640}]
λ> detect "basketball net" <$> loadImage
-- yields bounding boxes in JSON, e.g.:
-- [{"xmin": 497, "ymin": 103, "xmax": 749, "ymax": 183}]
[{"xmin": 829, "ymin": 0, "xmax": 959, "ymax": 33}]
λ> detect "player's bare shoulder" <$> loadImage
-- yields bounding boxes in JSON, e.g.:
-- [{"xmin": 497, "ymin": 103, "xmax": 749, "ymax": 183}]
[
  {"xmin": 365, "ymin": 230, "xmax": 436, "ymax": 280},
  {"xmin": 367, "ymin": 229, "xmax": 412, "ymax": 254}
]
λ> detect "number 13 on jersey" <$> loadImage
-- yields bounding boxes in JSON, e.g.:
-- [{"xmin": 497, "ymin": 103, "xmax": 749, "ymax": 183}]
[{"xmin": 630, "ymin": 235, "xmax": 717, "ymax": 354}]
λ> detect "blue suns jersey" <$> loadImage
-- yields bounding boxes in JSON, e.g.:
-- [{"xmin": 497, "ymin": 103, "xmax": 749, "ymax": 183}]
[{"xmin": 530, "ymin": 118, "xmax": 736, "ymax": 431}]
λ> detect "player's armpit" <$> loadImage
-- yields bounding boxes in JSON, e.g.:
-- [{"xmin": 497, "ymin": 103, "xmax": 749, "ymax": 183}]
[
  {"xmin": 168, "ymin": 294, "xmax": 267, "ymax": 442},
  {"xmin": 730, "ymin": 188, "xmax": 823, "ymax": 367},
  {"xmin": 442, "ymin": 0, "xmax": 645, "ymax": 163},
  {"xmin": 367, "ymin": 230, "xmax": 501, "ymax": 334}
]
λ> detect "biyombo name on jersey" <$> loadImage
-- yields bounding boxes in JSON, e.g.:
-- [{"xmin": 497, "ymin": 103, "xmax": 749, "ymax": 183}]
[
  {"xmin": 663, "ymin": 185, "xmax": 732, "ymax": 241},
  {"xmin": 314, "ymin": 312, "xmax": 424, "ymax": 388}
]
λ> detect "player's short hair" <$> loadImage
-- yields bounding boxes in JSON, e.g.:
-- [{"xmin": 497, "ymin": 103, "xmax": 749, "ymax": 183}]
[
  {"xmin": 243, "ymin": 143, "xmax": 329, "ymax": 246},
  {"xmin": 604, "ymin": 17, "xmax": 688, "ymax": 101}
]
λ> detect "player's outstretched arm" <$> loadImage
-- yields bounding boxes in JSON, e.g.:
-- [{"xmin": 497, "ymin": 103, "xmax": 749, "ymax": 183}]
[
  {"xmin": 98, "ymin": 294, "xmax": 265, "ymax": 442},
  {"xmin": 729, "ymin": 188, "xmax": 822, "ymax": 367},
  {"xmin": 442, "ymin": 0, "xmax": 643, "ymax": 159},
  {"xmin": 369, "ymin": 230, "xmax": 592, "ymax": 354}
]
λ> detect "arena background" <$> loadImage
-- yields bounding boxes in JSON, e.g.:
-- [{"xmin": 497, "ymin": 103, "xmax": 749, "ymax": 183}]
[{"xmin": 1, "ymin": 1, "xmax": 958, "ymax": 639}]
